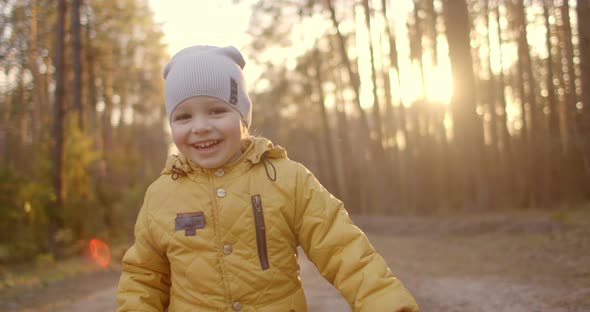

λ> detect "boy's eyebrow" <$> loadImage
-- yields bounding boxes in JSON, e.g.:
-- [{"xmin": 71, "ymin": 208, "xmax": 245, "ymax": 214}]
[{"xmin": 203, "ymin": 97, "xmax": 227, "ymax": 105}]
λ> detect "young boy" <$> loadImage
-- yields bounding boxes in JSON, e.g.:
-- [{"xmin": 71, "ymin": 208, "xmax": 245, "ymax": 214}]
[{"xmin": 116, "ymin": 45, "xmax": 419, "ymax": 311}]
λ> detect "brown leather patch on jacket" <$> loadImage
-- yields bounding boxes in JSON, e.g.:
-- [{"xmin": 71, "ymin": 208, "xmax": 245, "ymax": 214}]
[
  {"xmin": 175, "ymin": 212, "xmax": 206, "ymax": 236},
  {"xmin": 251, "ymin": 195, "xmax": 269, "ymax": 270}
]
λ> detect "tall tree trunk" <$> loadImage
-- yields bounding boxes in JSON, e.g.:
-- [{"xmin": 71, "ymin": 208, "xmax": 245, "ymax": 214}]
[
  {"xmin": 70, "ymin": 0, "xmax": 86, "ymax": 238},
  {"xmin": 408, "ymin": 1, "xmax": 431, "ymax": 210},
  {"xmin": 361, "ymin": 0, "xmax": 391, "ymax": 212},
  {"xmin": 442, "ymin": 0, "xmax": 487, "ymax": 209},
  {"xmin": 40, "ymin": 53, "xmax": 51, "ymax": 133},
  {"xmin": 560, "ymin": 0, "xmax": 578, "ymax": 155},
  {"xmin": 495, "ymin": 0, "xmax": 515, "ymax": 205},
  {"xmin": 378, "ymin": 0, "xmax": 402, "ymax": 209},
  {"xmin": 559, "ymin": 0, "xmax": 585, "ymax": 198},
  {"xmin": 0, "ymin": 67, "xmax": 12, "ymax": 166},
  {"xmin": 28, "ymin": 0, "xmax": 42, "ymax": 145},
  {"xmin": 543, "ymin": 0, "xmax": 561, "ymax": 204},
  {"xmin": 325, "ymin": 0, "xmax": 373, "ymax": 211},
  {"xmin": 485, "ymin": 0, "xmax": 499, "ymax": 162},
  {"xmin": 425, "ymin": 0, "xmax": 439, "ymax": 65},
  {"xmin": 50, "ymin": 0, "xmax": 67, "ymax": 258},
  {"xmin": 85, "ymin": 12, "xmax": 98, "ymax": 143},
  {"xmin": 485, "ymin": 0, "xmax": 500, "ymax": 207},
  {"xmin": 378, "ymin": 0, "xmax": 397, "ymax": 143},
  {"xmin": 516, "ymin": 0, "xmax": 545, "ymax": 207},
  {"xmin": 325, "ymin": 0, "xmax": 371, "ymax": 135},
  {"xmin": 72, "ymin": 0, "xmax": 85, "ymax": 131},
  {"xmin": 577, "ymin": 0, "xmax": 590, "ymax": 185},
  {"xmin": 17, "ymin": 65, "xmax": 28, "ymax": 153},
  {"xmin": 411, "ymin": 2, "xmax": 428, "ymax": 101},
  {"xmin": 510, "ymin": 9, "xmax": 530, "ymax": 207},
  {"xmin": 382, "ymin": 0, "xmax": 414, "ymax": 211},
  {"xmin": 381, "ymin": 0, "xmax": 408, "ymax": 212},
  {"xmin": 100, "ymin": 48, "xmax": 114, "ymax": 232},
  {"xmin": 331, "ymin": 48, "xmax": 360, "ymax": 211},
  {"xmin": 312, "ymin": 47, "xmax": 341, "ymax": 197},
  {"xmin": 361, "ymin": 0, "xmax": 385, "ymax": 146}
]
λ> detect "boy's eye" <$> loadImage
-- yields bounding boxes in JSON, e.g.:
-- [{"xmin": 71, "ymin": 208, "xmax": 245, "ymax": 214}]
[
  {"xmin": 210, "ymin": 107, "xmax": 228, "ymax": 114},
  {"xmin": 173, "ymin": 113, "xmax": 191, "ymax": 121}
]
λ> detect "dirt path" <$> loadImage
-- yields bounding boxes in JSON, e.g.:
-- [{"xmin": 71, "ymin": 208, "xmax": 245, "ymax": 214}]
[
  {"xmin": 46, "ymin": 250, "xmax": 352, "ymax": 312},
  {"xmin": 3, "ymin": 208, "xmax": 589, "ymax": 311},
  {"xmin": 353, "ymin": 210, "xmax": 590, "ymax": 312}
]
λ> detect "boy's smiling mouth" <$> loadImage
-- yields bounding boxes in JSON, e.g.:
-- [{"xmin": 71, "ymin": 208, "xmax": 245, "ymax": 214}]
[{"xmin": 191, "ymin": 140, "xmax": 221, "ymax": 151}]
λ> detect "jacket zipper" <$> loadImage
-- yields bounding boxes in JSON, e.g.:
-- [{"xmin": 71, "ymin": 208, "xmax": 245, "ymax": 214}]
[{"xmin": 251, "ymin": 195, "xmax": 269, "ymax": 270}]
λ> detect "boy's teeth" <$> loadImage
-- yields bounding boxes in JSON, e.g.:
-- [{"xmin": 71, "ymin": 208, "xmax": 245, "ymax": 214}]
[{"xmin": 195, "ymin": 140, "xmax": 218, "ymax": 148}]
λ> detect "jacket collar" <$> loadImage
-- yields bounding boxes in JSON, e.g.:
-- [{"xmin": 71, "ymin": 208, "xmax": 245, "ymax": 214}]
[{"xmin": 161, "ymin": 136, "xmax": 287, "ymax": 179}]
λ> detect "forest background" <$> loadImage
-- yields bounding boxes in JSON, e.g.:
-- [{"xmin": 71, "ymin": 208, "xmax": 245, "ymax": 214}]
[{"xmin": 0, "ymin": 0, "xmax": 589, "ymax": 265}]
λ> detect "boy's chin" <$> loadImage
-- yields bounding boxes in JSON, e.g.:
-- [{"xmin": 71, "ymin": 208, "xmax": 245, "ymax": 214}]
[
  {"xmin": 187, "ymin": 156, "xmax": 226, "ymax": 169},
  {"xmin": 190, "ymin": 160, "xmax": 218, "ymax": 169}
]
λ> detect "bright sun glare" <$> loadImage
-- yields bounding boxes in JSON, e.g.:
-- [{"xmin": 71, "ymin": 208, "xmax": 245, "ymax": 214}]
[
  {"xmin": 149, "ymin": 0, "xmax": 454, "ymax": 111},
  {"xmin": 149, "ymin": 0, "xmax": 253, "ymax": 56}
]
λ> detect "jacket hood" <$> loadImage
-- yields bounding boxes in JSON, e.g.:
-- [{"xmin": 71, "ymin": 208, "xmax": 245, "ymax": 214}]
[{"xmin": 161, "ymin": 136, "xmax": 287, "ymax": 176}]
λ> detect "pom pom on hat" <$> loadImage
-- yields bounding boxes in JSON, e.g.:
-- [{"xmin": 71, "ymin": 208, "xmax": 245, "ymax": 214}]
[{"xmin": 163, "ymin": 45, "xmax": 252, "ymax": 127}]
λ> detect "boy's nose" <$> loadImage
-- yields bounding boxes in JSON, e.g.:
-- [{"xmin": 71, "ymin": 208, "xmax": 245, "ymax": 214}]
[{"xmin": 190, "ymin": 117, "xmax": 212, "ymax": 134}]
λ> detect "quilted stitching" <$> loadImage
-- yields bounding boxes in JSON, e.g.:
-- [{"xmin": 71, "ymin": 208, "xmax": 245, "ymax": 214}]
[{"xmin": 118, "ymin": 137, "xmax": 419, "ymax": 312}]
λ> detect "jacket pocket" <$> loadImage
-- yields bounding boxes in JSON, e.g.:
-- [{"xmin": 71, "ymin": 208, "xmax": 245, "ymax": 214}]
[{"xmin": 251, "ymin": 195, "xmax": 269, "ymax": 270}]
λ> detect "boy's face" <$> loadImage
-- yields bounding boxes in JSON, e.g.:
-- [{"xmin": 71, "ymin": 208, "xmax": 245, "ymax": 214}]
[{"xmin": 170, "ymin": 96, "xmax": 245, "ymax": 169}]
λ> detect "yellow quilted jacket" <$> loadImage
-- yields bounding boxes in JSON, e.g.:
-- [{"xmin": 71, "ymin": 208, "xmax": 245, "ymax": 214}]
[{"xmin": 117, "ymin": 137, "xmax": 418, "ymax": 312}]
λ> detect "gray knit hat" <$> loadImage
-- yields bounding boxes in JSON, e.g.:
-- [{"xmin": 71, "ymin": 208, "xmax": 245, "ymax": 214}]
[{"xmin": 163, "ymin": 45, "xmax": 252, "ymax": 127}]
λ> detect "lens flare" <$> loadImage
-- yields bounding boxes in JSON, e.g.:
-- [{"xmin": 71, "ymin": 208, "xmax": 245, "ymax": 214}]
[{"xmin": 88, "ymin": 238, "xmax": 111, "ymax": 268}]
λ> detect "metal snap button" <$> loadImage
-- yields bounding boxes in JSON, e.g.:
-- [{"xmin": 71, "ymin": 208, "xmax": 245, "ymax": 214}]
[
  {"xmin": 223, "ymin": 244, "xmax": 233, "ymax": 255},
  {"xmin": 216, "ymin": 188, "xmax": 226, "ymax": 198}
]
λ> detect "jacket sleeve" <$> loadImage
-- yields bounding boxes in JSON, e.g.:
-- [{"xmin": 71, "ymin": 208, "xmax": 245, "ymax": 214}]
[
  {"xmin": 293, "ymin": 164, "xmax": 419, "ymax": 312},
  {"xmin": 117, "ymin": 188, "xmax": 171, "ymax": 311}
]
